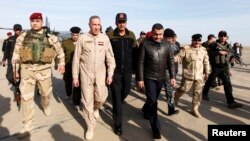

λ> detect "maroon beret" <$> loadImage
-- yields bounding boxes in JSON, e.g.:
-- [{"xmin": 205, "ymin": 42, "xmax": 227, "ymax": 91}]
[
  {"xmin": 30, "ymin": 12, "xmax": 43, "ymax": 20},
  {"xmin": 7, "ymin": 32, "xmax": 12, "ymax": 36}
]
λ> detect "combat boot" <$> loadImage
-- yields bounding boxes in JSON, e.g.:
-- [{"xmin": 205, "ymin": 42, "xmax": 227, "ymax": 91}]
[
  {"xmin": 191, "ymin": 104, "xmax": 201, "ymax": 118},
  {"xmin": 17, "ymin": 126, "xmax": 33, "ymax": 139},
  {"xmin": 94, "ymin": 109, "xmax": 99, "ymax": 119},
  {"xmin": 44, "ymin": 107, "xmax": 51, "ymax": 117},
  {"xmin": 85, "ymin": 128, "xmax": 94, "ymax": 140}
]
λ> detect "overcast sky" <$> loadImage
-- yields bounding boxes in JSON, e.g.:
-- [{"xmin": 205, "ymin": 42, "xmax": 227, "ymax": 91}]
[{"xmin": 1, "ymin": 0, "xmax": 250, "ymax": 45}]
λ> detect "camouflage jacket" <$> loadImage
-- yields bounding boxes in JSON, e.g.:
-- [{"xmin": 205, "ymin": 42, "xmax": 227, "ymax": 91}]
[{"xmin": 178, "ymin": 45, "xmax": 210, "ymax": 80}]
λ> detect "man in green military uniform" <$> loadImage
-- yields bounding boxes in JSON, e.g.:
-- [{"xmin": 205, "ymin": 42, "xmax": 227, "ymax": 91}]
[
  {"xmin": 62, "ymin": 26, "xmax": 81, "ymax": 110},
  {"xmin": 12, "ymin": 12, "xmax": 65, "ymax": 139}
]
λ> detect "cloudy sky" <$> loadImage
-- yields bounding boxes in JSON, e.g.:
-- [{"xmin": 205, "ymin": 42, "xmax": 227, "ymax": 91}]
[{"xmin": 1, "ymin": 0, "xmax": 250, "ymax": 45}]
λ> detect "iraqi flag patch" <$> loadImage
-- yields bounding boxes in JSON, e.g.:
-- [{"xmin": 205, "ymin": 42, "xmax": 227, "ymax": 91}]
[{"xmin": 98, "ymin": 41, "xmax": 104, "ymax": 46}]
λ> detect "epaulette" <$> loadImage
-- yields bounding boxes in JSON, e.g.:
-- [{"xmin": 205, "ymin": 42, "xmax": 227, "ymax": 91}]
[{"xmin": 181, "ymin": 45, "xmax": 190, "ymax": 50}]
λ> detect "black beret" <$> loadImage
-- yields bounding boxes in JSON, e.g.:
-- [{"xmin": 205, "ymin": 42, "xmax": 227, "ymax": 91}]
[
  {"xmin": 218, "ymin": 30, "xmax": 227, "ymax": 37},
  {"xmin": 13, "ymin": 24, "xmax": 22, "ymax": 31},
  {"xmin": 164, "ymin": 28, "xmax": 176, "ymax": 37},
  {"xmin": 70, "ymin": 26, "xmax": 81, "ymax": 33},
  {"xmin": 192, "ymin": 34, "xmax": 202, "ymax": 40}
]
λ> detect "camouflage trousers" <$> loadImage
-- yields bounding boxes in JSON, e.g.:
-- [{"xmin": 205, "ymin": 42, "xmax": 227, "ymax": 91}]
[
  {"xmin": 175, "ymin": 78, "xmax": 204, "ymax": 104},
  {"xmin": 19, "ymin": 65, "xmax": 52, "ymax": 131}
]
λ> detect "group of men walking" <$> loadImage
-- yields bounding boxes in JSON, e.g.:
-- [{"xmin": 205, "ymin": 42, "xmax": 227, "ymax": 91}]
[{"xmin": 1, "ymin": 11, "xmax": 243, "ymax": 140}]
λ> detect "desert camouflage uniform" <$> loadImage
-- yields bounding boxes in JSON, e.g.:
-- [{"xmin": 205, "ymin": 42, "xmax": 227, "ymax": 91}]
[
  {"xmin": 12, "ymin": 29, "xmax": 65, "ymax": 132},
  {"xmin": 175, "ymin": 46, "xmax": 210, "ymax": 105},
  {"xmin": 72, "ymin": 33, "xmax": 116, "ymax": 130}
]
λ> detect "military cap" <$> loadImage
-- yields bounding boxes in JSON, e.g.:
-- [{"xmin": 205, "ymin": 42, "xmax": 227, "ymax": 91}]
[
  {"xmin": 30, "ymin": 12, "xmax": 43, "ymax": 20},
  {"xmin": 192, "ymin": 34, "xmax": 202, "ymax": 40},
  {"xmin": 164, "ymin": 28, "xmax": 176, "ymax": 37},
  {"xmin": 13, "ymin": 24, "xmax": 22, "ymax": 31},
  {"xmin": 70, "ymin": 26, "xmax": 81, "ymax": 33},
  {"xmin": 7, "ymin": 32, "xmax": 12, "ymax": 36},
  {"xmin": 218, "ymin": 30, "xmax": 227, "ymax": 37},
  {"xmin": 116, "ymin": 12, "xmax": 127, "ymax": 21}
]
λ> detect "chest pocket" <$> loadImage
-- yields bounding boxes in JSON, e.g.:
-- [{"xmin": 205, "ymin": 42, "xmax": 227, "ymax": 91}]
[
  {"xmin": 82, "ymin": 41, "xmax": 93, "ymax": 55},
  {"xmin": 185, "ymin": 52, "xmax": 197, "ymax": 62}
]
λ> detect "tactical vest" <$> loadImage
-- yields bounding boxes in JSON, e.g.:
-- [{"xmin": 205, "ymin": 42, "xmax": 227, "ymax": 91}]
[
  {"xmin": 20, "ymin": 30, "xmax": 53, "ymax": 64},
  {"xmin": 215, "ymin": 43, "xmax": 229, "ymax": 66}
]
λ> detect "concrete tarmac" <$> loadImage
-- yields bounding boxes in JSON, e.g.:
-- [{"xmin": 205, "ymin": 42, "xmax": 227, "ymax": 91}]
[{"xmin": 0, "ymin": 48, "xmax": 249, "ymax": 141}]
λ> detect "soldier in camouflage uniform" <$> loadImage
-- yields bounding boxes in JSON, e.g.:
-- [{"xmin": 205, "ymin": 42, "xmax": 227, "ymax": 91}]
[
  {"xmin": 12, "ymin": 12, "xmax": 65, "ymax": 139},
  {"xmin": 174, "ymin": 34, "xmax": 210, "ymax": 118},
  {"xmin": 62, "ymin": 26, "xmax": 81, "ymax": 110}
]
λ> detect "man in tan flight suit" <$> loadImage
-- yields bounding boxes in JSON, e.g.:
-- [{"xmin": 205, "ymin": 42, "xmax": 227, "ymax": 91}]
[
  {"xmin": 174, "ymin": 34, "xmax": 210, "ymax": 118},
  {"xmin": 12, "ymin": 12, "xmax": 65, "ymax": 139},
  {"xmin": 72, "ymin": 15, "xmax": 116, "ymax": 140}
]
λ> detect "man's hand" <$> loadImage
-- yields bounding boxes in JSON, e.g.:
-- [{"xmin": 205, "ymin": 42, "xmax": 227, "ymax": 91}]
[
  {"xmin": 137, "ymin": 81, "xmax": 145, "ymax": 89},
  {"xmin": 58, "ymin": 65, "xmax": 65, "ymax": 74},
  {"xmin": 174, "ymin": 56, "xmax": 180, "ymax": 63},
  {"xmin": 219, "ymin": 51, "xmax": 228, "ymax": 55},
  {"xmin": 13, "ymin": 71, "xmax": 20, "ymax": 80},
  {"xmin": 73, "ymin": 78, "xmax": 79, "ymax": 87},
  {"xmin": 204, "ymin": 74, "xmax": 209, "ymax": 80},
  {"xmin": 2, "ymin": 61, "xmax": 6, "ymax": 67},
  {"xmin": 170, "ymin": 79, "xmax": 176, "ymax": 87},
  {"xmin": 106, "ymin": 76, "xmax": 113, "ymax": 85}
]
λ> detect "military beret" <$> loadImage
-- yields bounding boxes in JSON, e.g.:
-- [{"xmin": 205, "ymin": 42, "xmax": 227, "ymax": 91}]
[
  {"xmin": 146, "ymin": 31, "xmax": 152, "ymax": 39},
  {"xmin": 116, "ymin": 12, "xmax": 127, "ymax": 21},
  {"xmin": 192, "ymin": 34, "xmax": 202, "ymax": 40},
  {"xmin": 30, "ymin": 12, "xmax": 43, "ymax": 20},
  {"xmin": 70, "ymin": 26, "xmax": 81, "ymax": 33},
  {"xmin": 13, "ymin": 24, "xmax": 22, "ymax": 31},
  {"xmin": 164, "ymin": 28, "xmax": 176, "ymax": 37},
  {"xmin": 218, "ymin": 30, "xmax": 227, "ymax": 37},
  {"xmin": 7, "ymin": 32, "xmax": 12, "ymax": 36}
]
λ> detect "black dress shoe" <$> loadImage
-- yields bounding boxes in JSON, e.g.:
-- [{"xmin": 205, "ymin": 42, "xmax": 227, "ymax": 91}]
[
  {"xmin": 153, "ymin": 130, "xmax": 161, "ymax": 139},
  {"xmin": 114, "ymin": 126, "xmax": 122, "ymax": 136},
  {"xmin": 202, "ymin": 95, "xmax": 210, "ymax": 101},
  {"xmin": 168, "ymin": 109, "xmax": 180, "ymax": 116},
  {"xmin": 227, "ymin": 102, "xmax": 243, "ymax": 109}
]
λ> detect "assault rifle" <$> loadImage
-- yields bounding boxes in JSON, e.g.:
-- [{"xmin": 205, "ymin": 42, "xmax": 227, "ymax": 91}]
[
  {"xmin": 14, "ymin": 62, "xmax": 21, "ymax": 111},
  {"xmin": 216, "ymin": 43, "xmax": 247, "ymax": 66}
]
